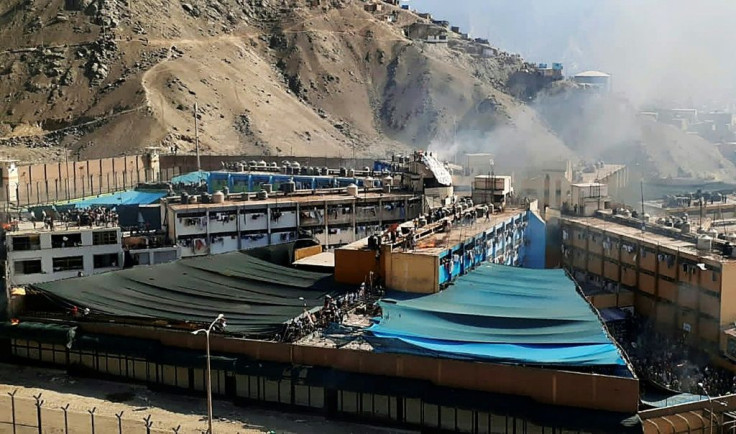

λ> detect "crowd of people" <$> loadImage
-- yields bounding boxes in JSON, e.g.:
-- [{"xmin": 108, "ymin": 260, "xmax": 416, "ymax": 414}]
[
  {"xmin": 278, "ymin": 282, "xmax": 382, "ymax": 343},
  {"xmin": 27, "ymin": 207, "xmax": 119, "ymax": 230},
  {"xmin": 614, "ymin": 313, "xmax": 736, "ymax": 396}
]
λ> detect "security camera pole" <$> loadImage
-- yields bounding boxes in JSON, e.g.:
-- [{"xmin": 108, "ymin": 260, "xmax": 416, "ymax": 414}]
[{"xmin": 192, "ymin": 314, "xmax": 227, "ymax": 434}]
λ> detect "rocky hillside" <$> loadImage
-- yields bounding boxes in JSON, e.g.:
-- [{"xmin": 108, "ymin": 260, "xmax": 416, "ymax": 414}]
[
  {"xmin": 0, "ymin": 0, "xmax": 732, "ymax": 184},
  {"xmin": 0, "ymin": 0, "xmax": 556, "ymax": 163}
]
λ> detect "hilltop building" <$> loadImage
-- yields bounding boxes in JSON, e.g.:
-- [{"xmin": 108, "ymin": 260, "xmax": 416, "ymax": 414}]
[{"xmin": 573, "ymin": 71, "xmax": 612, "ymax": 92}]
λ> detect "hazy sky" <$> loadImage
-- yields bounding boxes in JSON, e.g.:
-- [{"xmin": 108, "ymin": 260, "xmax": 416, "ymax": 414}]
[{"xmin": 415, "ymin": 0, "xmax": 736, "ymax": 107}]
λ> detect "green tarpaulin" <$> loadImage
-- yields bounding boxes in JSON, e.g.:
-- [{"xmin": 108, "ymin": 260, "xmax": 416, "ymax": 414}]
[{"xmin": 32, "ymin": 252, "xmax": 346, "ymax": 337}]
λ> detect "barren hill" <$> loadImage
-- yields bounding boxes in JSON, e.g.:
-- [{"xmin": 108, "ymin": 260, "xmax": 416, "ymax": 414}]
[
  {"xmin": 0, "ymin": 0, "xmax": 732, "ymax": 185},
  {"xmin": 0, "ymin": 0, "xmax": 558, "ymax": 163}
]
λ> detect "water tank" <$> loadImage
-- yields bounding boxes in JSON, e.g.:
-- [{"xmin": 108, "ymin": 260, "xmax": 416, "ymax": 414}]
[
  {"xmin": 257, "ymin": 160, "xmax": 267, "ymax": 169},
  {"xmin": 339, "ymin": 167, "xmax": 347, "ymax": 177},
  {"xmin": 223, "ymin": 186, "xmax": 229, "ymax": 196},
  {"xmin": 382, "ymin": 176, "xmax": 393, "ymax": 187},
  {"xmin": 697, "ymin": 235, "xmax": 713, "ymax": 251},
  {"xmin": 201, "ymin": 193, "xmax": 211, "ymax": 204},
  {"xmin": 346, "ymin": 184, "xmax": 359, "ymax": 196},
  {"xmin": 181, "ymin": 192, "xmax": 189, "ymax": 205},
  {"xmin": 256, "ymin": 190, "xmax": 268, "ymax": 200},
  {"xmin": 292, "ymin": 162, "xmax": 301, "ymax": 169},
  {"xmin": 237, "ymin": 163, "xmax": 246, "ymax": 172},
  {"xmin": 321, "ymin": 167, "xmax": 329, "ymax": 176},
  {"xmin": 262, "ymin": 184, "xmax": 273, "ymax": 193},
  {"xmin": 708, "ymin": 228, "xmax": 719, "ymax": 238},
  {"xmin": 212, "ymin": 191, "xmax": 225, "ymax": 204},
  {"xmin": 348, "ymin": 168, "xmax": 355, "ymax": 177},
  {"xmin": 383, "ymin": 184, "xmax": 391, "ymax": 194},
  {"xmin": 189, "ymin": 195, "xmax": 198, "ymax": 204},
  {"xmin": 364, "ymin": 177, "xmax": 375, "ymax": 188},
  {"xmin": 363, "ymin": 166, "xmax": 370, "ymax": 173},
  {"xmin": 249, "ymin": 160, "xmax": 258, "ymax": 168},
  {"xmin": 642, "ymin": 213, "xmax": 651, "ymax": 222},
  {"xmin": 681, "ymin": 222, "xmax": 691, "ymax": 234},
  {"xmin": 623, "ymin": 209, "xmax": 632, "ymax": 218},
  {"xmin": 282, "ymin": 181, "xmax": 296, "ymax": 194}
]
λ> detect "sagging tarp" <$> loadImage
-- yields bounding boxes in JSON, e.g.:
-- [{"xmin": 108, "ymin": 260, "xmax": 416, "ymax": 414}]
[
  {"xmin": 0, "ymin": 321, "xmax": 74, "ymax": 345},
  {"xmin": 171, "ymin": 170, "xmax": 209, "ymax": 185},
  {"xmin": 69, "ymin": 190, "xmax": 168, "ymax": 208},
  {"xmin": 368, "ymin": 264, "xmax": 627, "ymax": 368},
  {"xmin": 31, "ymin": 252, "xmax": 347, "ymax": 337}
]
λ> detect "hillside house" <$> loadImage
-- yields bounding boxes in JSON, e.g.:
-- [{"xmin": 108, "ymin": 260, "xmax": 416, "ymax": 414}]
[
  {"xmin": 405, "ymin": 22, "xmax": 448, "ymax": 43},
  {"xmin": 364, "ymin": 2, "xmax": 382, "ymax": 12}
]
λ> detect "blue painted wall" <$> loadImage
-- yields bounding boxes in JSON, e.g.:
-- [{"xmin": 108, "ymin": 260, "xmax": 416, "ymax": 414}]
[
  {"xmin": 437, "ymin": 210, "xmax": 545, "ymax": 286},
  {"xmin": 523, "ymin": 210, "xmax": 547, "ymax": 269}
]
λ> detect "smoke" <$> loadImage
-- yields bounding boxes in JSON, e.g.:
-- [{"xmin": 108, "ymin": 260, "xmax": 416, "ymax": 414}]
[{"xmin": 417, "ymin": 0, "xmax": 736, "ymax": 108}]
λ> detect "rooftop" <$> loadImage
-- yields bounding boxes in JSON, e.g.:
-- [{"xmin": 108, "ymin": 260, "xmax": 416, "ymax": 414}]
[
  {"xmin": 167, "ymin": 190, "xmax": 416, "ymax": 211},
  {"xmin": 563, "ymin": 213, "xmax": 735, "ymax": 263},
  {"xmin": 292, "ymin": 251, "xmax": 335, "ymax": 269},
  {"xmin": 339, "ymin": 206, "xmax": 526, "ymax": 256},
  {"xmin": 574, "ymin": 70, "xmax": 611, "ymax": 78},
  {"xmin": 579, "ymin": 164, "xmax": 626, "ymax": 184}
]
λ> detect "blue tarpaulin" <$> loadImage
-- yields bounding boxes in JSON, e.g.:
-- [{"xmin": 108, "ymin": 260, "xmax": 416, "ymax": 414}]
[
  {"xmin": 368, "ymin": 264, "xmax": 626, "ymax": 368},
  {"xmin": 69, "ymin": 190, "xmax": 168, "ymax": 208},
  {"xmin": 171, "ymin": 170, "xmax": 209, "ymax": 184}
]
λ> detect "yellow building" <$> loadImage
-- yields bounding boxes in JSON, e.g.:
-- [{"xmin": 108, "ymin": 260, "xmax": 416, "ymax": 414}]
[{"xmin": 560, "ymin": 213, "xmax": 736, "ymax": 359}]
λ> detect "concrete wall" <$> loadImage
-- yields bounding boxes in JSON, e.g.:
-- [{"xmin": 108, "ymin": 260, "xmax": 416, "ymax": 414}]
[
  {"xmin": 3, "ymin": 154, "xmax": 160, "ymax": 206},
  {"xmin": 385, "ymin": 252, "xmax": 438, "ymax": 294},
  {"xmin": 7, "ymin": 228, "xmax": 122, "ymax": 285},
  {"xmin": 81, "ymin": 322, "xmax": 640, "ymax": 414}
]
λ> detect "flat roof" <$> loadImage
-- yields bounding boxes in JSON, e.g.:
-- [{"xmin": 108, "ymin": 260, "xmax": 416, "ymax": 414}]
[
  {"xmin": 9, "ymin": 222, "xmax": 120, "ymax": 236},
  {"xmin": 412, "ymin": 208, "xmax": 525, "ymax": 256},
  {"xmin": 293, "ymin": 251, "xmax": 335, "ymax": 268},
  {"xmin": 562, "ymin": 214, "xmax": 735, "ymax": 263},
  {"xmin": 578, "ymin": 164, "xmax": 626, "ymax": 184},
  {"xmin": 339, "ymin": 207, "xmax": 526, "ymax": 256},
  {"xmin": 167, "ymin": 191, "xmax": 417, "ymax": 211},
  {"xmin": 574, "ymin": 70, "xmax": 611, "ymax": 78}
]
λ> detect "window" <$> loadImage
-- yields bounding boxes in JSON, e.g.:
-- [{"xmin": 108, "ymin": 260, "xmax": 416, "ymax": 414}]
[
  {"xmin": 14, "ymin": 259, "xmax": 41, "ymax": 275},
  {"xmin": 93, "ymin": 230, "xmax": 118, "ymax": 245},
  {"xmin": 52, "ymin": 256, "xmax": 83, "ymax": 272},
  {"xmin": 93, "ymin": 253, "xmax": 118, "ymax": 269},
  {"xmin": 11, "ymin": 235, "xmax": 40, "ymax": 251},
  {"xmin": 51, "ymin": 233, "xmax": 82, "ymax": 248}
]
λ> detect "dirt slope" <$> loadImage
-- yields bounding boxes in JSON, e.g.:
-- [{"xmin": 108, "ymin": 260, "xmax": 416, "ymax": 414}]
[{"xmin": 0, "ymin": 0, "xmax": 555, "ymax": 163}]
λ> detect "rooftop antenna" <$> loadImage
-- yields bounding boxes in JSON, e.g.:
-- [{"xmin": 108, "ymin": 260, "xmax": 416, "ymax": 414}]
[{"xmin": 194, "ymin": 102, "xmax": 201, "ymax": 172}]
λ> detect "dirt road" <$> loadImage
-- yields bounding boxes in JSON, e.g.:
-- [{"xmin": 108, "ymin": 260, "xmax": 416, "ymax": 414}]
[{"xmin": 0, "ymin": 363, "xmax": 414, "ymax": 434}]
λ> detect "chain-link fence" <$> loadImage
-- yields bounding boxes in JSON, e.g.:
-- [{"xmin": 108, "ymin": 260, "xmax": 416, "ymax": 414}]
[{"xmin": 0, "ymin": 390, "xmax": 210, "ymax": 434}]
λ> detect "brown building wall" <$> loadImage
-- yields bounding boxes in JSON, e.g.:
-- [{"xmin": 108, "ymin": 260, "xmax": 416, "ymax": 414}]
[
  {"xmin": 639, "ymin": 247, "xmax": 657, "ymax": 272},
  {"xmin": 80, "ymin": 323, "xmax": 640, "ymax": 414},
  {"xmin": 719, "ymin": 263, "xmax": 736, "ymax": 327},
  {"xmin": 334, "ymin": 248, "xmax": 382, "ymax": 285},
  {"xmin": 385, "ymin": 252, "xmax": 438, "ymax": 294},
  {"xmin": 603, "ymin": 259, "xmax": 619, "ymax": 281},
  {"xmin": 638, "ymin": 272, "xmax": 655, "ymax": 294},
  {"xmin": 657, "ymin": 278, "xmax": 677, "ymax": 302}
]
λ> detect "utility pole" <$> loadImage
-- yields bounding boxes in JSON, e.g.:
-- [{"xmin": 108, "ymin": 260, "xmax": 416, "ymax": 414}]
[{"xmin": 194, "ymin": 102, "xmax": 201, "ymax": 172}]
